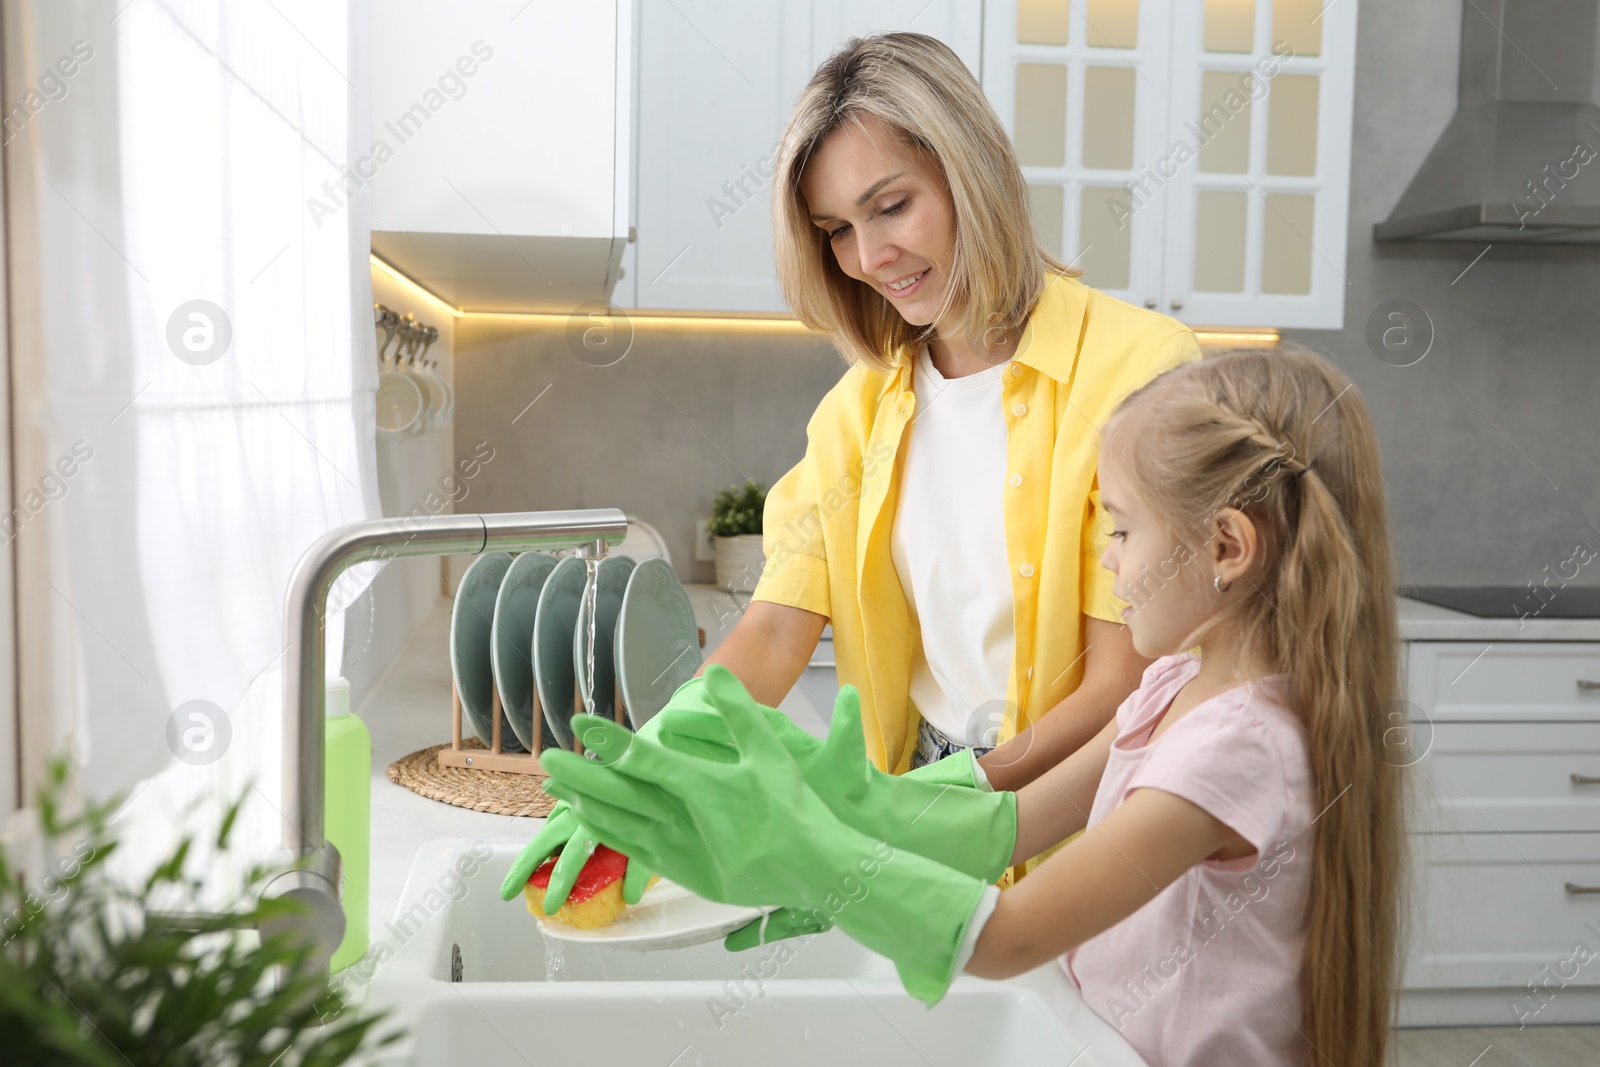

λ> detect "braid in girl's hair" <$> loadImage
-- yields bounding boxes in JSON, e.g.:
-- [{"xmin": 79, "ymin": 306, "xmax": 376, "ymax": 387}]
[{"xmin": 1104, "ymin": 345, "xmax": 1406, "ymax": 1067}]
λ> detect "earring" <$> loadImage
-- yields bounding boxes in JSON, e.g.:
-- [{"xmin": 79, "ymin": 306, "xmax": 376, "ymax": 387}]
[{"xmin": 1213, "ymin": 575, "xmax": 1231, "ymax": 593}]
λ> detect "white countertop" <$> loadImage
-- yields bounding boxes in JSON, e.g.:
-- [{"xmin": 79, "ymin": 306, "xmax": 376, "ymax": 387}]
[
  {"xmin": 1396, "ymin": 594, "xmax": 1600, "ymax": 642},
  {"xmin": 688, "ymin": 582, "xmax": 1600, "ymax": 643}
]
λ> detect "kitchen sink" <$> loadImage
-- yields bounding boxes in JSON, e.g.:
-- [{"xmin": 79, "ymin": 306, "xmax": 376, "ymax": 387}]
[
  {"xmin": 404, "ymin": 981, "xmax": 1077, "ymax": 1067},
  {"xmin": 356, "ymin": 839, "xmax": 1149, "ymax": 1067}
]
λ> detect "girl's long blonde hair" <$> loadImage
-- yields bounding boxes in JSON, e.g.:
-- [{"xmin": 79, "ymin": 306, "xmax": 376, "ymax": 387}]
[
  {"xmin": 770, "ymin": 32, "xmax": 1077, "ymax": 371},
  {"xmin": 1106, "ymin": 346, "xmax": 1406, "ymax": 1067}
]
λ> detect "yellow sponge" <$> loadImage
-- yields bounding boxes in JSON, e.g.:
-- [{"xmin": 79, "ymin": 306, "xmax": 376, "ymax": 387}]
[{"xmin": 522, "ymin": 844, "xmax": 656, "ymax": 929}]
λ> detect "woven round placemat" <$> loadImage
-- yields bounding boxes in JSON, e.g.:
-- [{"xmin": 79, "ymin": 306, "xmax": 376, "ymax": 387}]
[{"xmin": 386, "ymin": 739, "xmax": 558, "ymax": 817}]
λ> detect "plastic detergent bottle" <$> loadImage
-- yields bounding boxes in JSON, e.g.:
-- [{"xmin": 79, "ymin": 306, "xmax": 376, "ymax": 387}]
[{"xmin": 325, "ymin": 676, "xmax": 371, "ymax": 972}]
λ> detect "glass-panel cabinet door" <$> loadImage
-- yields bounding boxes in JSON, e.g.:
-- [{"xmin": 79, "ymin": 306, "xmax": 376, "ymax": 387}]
[
  {"xmin": 1160, "ymin": 0, "xmax": 1358, "ymax": 328},
  {"xmin": 982, "ymin": 0, "xmax": 1174, "ymax": 310}
]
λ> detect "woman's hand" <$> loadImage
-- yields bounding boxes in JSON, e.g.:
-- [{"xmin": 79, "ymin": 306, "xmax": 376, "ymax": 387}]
[
  {"xmin": 498, "ymin": 674, "xmax": 744, "ymax": 910},
  {"xmin": 541, "ymin": 665, "xmax": 993, "ymax": 1006}
]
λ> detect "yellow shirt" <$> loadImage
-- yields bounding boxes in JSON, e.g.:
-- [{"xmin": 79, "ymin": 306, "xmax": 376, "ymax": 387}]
[{"xmin": 753, "ymin": 273, "xmax": 1202, "ymax": 773}]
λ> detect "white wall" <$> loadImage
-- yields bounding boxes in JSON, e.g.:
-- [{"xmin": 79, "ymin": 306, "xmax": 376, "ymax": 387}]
[{"xmin": 342, "ymin": 265, "xmax": 458, "ymax": 715}]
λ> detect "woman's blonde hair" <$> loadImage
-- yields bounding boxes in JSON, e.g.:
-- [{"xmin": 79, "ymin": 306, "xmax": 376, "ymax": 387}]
[
  {"xmin": 771, "ymin": 32, "xmax": 1077, "ymax": 372},
  {"xmin": 1104, "ymin": 346, "xmax": 1407, "ymax": 1067}
]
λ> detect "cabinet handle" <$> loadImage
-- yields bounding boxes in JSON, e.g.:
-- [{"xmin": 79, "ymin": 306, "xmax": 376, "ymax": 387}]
[
  {"xmin": 1566, "ymin": 882, "xmax": 1600, "ymax": 895},
  {"xmin": 808, "ymin": 660, "xmax": 836, "ymax": 669},
  {"xmin": 1572, "ymin": 774, "xmax": 1600, "ymax": 785},
  {"xmin": 1170, "ymin": 299, "xmax": 1185, "ymax": 311},
  {"xmin": 1143, "ymin": 298, "xmax": 1157, "ymax": 309},
  {"xmin": 1578, "ymin": 679, "xmax": 1600, "ymax": 690}
]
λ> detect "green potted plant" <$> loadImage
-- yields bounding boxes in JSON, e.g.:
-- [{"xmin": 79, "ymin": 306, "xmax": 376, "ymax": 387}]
[
  {"xmin": 708, "ymin": 481, "xmax": 767, "ymax": 593},
  {"xmin": 0, "ymin": 759, "xmax": 400, "ymax": 1065}
]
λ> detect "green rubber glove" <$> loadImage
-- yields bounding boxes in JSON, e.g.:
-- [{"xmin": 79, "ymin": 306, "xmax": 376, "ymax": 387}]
[
  {"xmin": 724, "ymin": 745, "xmax": 994, "ymax": 951},
  {"xmin": 651, "ymin": 673, "xmax": 1017, "ymax": 883},
  {"xmin": 496, "ymin": 803, "xmax": 655, "ymax": 910},
  {"xmin": 498, "ymin": 674, "xmax": 825, "ymax": 910},
  {"xmin": 540, "ymin": 666, "xmax": 991, "ymax": 1006},
  {"xmin": 498, "ymin": 675, "xmax": 736, "ymax": 909}
]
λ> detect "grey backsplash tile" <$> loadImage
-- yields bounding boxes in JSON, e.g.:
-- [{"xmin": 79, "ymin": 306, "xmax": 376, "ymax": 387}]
[
  {"xmin": 453, "ymin": 317, "xmax": 847, "ymax": 586},
  {"xmin": 452, "ymin": 0, "xmax": 1600, "ymax": 593},
  {"xmin": 1279, "ymin": 0, "xmax": 1600, "ymax": 589}
]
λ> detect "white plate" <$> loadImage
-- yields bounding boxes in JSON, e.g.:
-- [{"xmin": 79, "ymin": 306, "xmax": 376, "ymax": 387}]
[{"xmin": 535, "ymin": 878, "xmax": 770, "ymax": 952}]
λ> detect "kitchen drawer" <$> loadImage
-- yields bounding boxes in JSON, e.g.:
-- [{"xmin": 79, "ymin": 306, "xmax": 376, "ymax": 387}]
[
  {"xmin": 1414, "ymin": 721, "xmax": 1600, "ymax": 833},
  {"xmin": 1405, "ymin": 832, "xmax": 1600, "ymax": 990},
  {"xmin": 1408, "ymin": 642, "xmax": 1600, "ymax": 722}
]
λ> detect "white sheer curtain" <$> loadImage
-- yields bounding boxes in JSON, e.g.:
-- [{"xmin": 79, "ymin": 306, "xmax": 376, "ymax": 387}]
[{"xmin": 10, "ymin": 0, "xmax": 379, "ymax": 885}]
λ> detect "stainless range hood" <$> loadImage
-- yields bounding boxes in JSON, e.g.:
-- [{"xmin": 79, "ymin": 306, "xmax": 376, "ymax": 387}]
[{"xmin": 1374, "ymin": 0, "xmax": 1600, "ymax": 244}]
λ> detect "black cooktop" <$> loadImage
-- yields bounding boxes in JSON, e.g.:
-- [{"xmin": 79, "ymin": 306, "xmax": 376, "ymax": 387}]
[{"xmin": 1402, "ymin": 585, "xmax": 1600, "ymax": 619}]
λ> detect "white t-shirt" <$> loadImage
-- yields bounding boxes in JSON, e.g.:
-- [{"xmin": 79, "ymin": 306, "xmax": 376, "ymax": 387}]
[{"xmin": 889, "ymin": 345, "xmax": 1016, "ymax": 747}]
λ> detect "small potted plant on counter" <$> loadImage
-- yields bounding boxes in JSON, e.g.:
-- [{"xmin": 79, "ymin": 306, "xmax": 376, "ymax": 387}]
[{"xmin": 708, "ymin": 481, "xmax": 767, "ymax": 594}]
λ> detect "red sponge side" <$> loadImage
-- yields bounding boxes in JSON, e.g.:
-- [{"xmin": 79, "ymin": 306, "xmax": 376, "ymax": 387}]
[{"xmin": 528, "ymin": 844, "xmax": 629, "ymax": 904}]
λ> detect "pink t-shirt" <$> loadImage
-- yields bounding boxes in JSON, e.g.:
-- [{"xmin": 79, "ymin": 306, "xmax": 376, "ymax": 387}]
[{"xmin": 1064, "ymin": 652, "xmax": 1313, "ymax": 1067}]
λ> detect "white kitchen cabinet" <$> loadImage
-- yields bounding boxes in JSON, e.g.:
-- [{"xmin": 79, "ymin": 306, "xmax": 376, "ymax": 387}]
[
  {"xmin": 624, "ymin": 0, "xmax": 982, "ymax": 312},
  {"xmin": 982, "ymin": 0, "xmax": 1358, "ymax": 329},
  {"xmin": 1416, "ymin": 721, "xmax": 1600, "ymax": 834},
  {"xmin": 980, "ymin": 0, "xmax": 1175, "ymax": 312},
  {"xmin": 369, "ymin": 0, "xmax": 632, "ymax": 313},
  {"xmin": 1407, "ymin": 832, "xmax": 1600, "ymax": 1001},
  {"xmin": 1400, "ymin": 639, "xmax": 1600, "ymax": 1026}
]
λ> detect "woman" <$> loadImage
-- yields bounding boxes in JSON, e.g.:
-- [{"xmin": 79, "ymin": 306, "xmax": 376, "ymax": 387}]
[
  {"xmin": 708, "ymin": 31, "xmax": 1199, "ymax": 789},
  {"xmin": 504, "ymin": 31, "xmax": 1201, "ymax": 907}
]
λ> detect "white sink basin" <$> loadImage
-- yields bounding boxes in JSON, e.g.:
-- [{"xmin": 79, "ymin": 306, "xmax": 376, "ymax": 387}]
[
  {"xmin": 407, "ymin": 982, "xmax": 1074, "ymax": 1067},
  {"xmin": 357, "ymin": 840, "xmax": 1149, "ymax": 1067}
]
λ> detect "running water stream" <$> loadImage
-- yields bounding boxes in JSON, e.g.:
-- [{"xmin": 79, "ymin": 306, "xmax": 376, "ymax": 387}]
[{"xmin": 579, "ymin": 555, "xmax": 600, "ymax": 722}]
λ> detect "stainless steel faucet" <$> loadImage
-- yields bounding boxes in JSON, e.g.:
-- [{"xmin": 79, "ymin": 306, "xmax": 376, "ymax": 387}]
[{"xmin": 258, "ymin": 508, "xmax": 627, "ymax": 972}]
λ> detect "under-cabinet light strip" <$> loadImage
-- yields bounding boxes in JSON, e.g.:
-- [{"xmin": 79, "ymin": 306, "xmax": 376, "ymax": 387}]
[{"xmin": 369, "ymin": 255, "xmax": 1278, "ymax": 345}]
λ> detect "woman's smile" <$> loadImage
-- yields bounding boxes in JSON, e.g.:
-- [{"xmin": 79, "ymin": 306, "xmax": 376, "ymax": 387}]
[{"xmin": 883, "ymin": 268, "xmax": 929, "ymax": 298}]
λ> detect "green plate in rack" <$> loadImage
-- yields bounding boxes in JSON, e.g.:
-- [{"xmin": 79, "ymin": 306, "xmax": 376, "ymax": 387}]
[{"xmin": 615, "ymin": 558, "xmax": 702, "ymax": 731}]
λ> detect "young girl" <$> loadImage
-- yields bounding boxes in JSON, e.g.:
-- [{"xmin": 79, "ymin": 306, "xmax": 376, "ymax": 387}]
[{"xmin": 540, "ymin": 346, "xmax": 1407, "ymax": 1067}]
